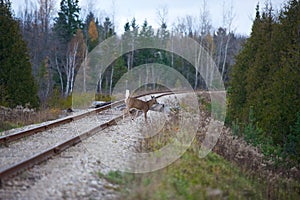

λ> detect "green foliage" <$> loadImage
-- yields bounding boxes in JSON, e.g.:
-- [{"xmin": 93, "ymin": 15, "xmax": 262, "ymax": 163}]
[
  {"xmin": 98, "ymin": 170, "xmax": 134, "ymax": 186},
  {"xmin": 0, "ymin": 121, "xmax": 19, "ymax": 132},
  {"xmin": 95, "ymin": 93, "xmax": 113, "ymax": 102},
  {"xmin": 282, "ymin": 112, "xmax": 300, "ymax": 164},
  {"xmin": 48, "ymin": 88, "xmax": 72, "ymax": 109},
  {"xmin": 53, "ymin": 0, "xmax": 82, "ymax": 43},
  {"xmin": 231, "ymin": 118, "xmax": 241, "ymax": 137},
  {"xmin": 0, "ymin": 0, "xmax": 39, "ymax": 108},
  {"xmin": 243, "ymin": 107, "xmax": 262, "ymax": 146},
  {"xmin": 227, "ymin": 0, "xmax": 300, "ymax": 164},
  {"xmin": 117, "ymin": 150, "xmax": 300, "ymax": 200}
]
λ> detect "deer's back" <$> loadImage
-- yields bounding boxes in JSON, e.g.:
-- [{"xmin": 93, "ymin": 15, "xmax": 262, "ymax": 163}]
[{"xmin": 126, "ymin": 97, "xmax": 148, "ymax": 111}]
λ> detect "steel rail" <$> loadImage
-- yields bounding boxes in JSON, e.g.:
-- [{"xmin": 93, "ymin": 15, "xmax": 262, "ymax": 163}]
[
  {"xmin": 0, "ymin": 90, "xmax": 181, "ymax": 145},
  {"xmin": 0, "ymin": 90, "xmax": 187, "ymax": 183},
  {"xmin": 0, "ymin": 114, "xmax": 124, "ymax": 184}
]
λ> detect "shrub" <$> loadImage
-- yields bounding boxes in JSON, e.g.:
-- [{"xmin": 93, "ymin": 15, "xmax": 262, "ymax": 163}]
[{"xmin": 282, "ymin": 112, "xmax": 300, "ymax": 165}]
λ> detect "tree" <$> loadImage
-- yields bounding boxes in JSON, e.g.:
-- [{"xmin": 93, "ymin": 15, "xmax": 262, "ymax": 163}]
[
  {"xmin": 228, "ymin": 4, "xmax": 262, "ymax": 122},
  {"xmin": 263, "ymin": 0, "xmax": 300, "ymax": 144},
  {"xmin": 53, "ymin": 0, "xmax": 82, "ymax": 43},
  {"xmin": 52, "ymin": 0, "xmax": 83, "ymax": 97},
  {"xmin": 0, "ymin": 0, "xmax": 39, "ymax": 108},
  {"xmin": 228, "ymin": 0, "xmax": 300, "ymax": 159},
  {"xmin": 64, "ymin": 29, "xmax": 86, "ymax": 97},
  {"xmin": 87, "ymin": 17, "xmax": 99, "ymax": 51},
  {"xmin": 18, "ymin": 0, "xmax": 55, "ymax": 105}
]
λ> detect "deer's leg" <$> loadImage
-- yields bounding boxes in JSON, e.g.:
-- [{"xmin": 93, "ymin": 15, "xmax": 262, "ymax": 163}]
[
  {"xmin": 123, "ymin": 107, "xmax": 128, "ymax": 120},
  {"xmin": 144, "ymin": 111, "xmax": 148, "ymax": 123},
  {"xmin": 128, "ymin": 108, "xmax": 134, "ymax": 120}
]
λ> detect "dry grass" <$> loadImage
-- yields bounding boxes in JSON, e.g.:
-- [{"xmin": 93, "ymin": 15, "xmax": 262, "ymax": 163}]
[
  {"xmin": 110, "ymin": 92, "xmax": 300, "ymax": 200},
  {"xmin": 0, "ymin": 106, "xmax": 63, "ymax": 132}
]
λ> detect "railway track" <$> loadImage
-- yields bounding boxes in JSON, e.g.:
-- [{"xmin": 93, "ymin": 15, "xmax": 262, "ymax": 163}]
[
  {"xmin": 0, "ymin": 90, "xmax": 185, "ymax": 184},
  {"xmin": 0, "ymin": 90, "xmax": 177, "ymax": 146}
]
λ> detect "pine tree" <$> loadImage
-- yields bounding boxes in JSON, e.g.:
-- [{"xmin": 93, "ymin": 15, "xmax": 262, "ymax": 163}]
[
  {"xmin": 228, "ymin": 0, "xmax": 300, "ymax": 153},
  {"xmin": 264, "ymin": 0, "xmax": 300, "ymax": 144},
  {"xmin": 0, "ymin": 0, "xmax": 39, "ymax": 108},
  {"xmin": 245, "ymin": 4, "xmax": 277, "ymax": 125},
  {"xmin": 52, "ymin": 0, "xmax": 83, "ymax": 97},
  {"xmin": 228, "ymin": 5, "xmax": 262, "ymax": 122},
  {"xmin": 53, "ymin": 0, "xmax": 82, "ymax": 43}
]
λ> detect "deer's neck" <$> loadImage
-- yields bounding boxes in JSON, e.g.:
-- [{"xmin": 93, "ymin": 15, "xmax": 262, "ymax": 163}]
[{"xmin": 147, "ymin": 100, "xmax": 155, "ymax": 108}]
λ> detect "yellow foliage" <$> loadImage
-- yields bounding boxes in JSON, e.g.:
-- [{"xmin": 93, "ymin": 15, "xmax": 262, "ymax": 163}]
[{"xmin": 88, "ymin": 19, "xmax": 98, "ymax": 42}]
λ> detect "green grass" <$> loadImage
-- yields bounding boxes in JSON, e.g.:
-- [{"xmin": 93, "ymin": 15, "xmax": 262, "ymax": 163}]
[
  {"xmin": 96, "ymin": 93, "xmax": 299, "ymax": 199},
  {"xmin": 99, "ymin": 149, "xmax": 299, "ymax": 200},
  {"xmin": 0, "ymin": 121, "xmax": 20, "ymax": 133}
]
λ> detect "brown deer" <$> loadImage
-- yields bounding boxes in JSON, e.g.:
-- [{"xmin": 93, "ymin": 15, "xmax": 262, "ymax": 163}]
[{"xmin": 125, "ymin": 96, "xmax": 158, "ymax": 122}]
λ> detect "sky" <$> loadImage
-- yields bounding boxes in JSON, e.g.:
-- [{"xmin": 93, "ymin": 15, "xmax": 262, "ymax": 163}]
[{"xmin": 10, "ymin": 0, "xmax": 287, "ymax": 36}]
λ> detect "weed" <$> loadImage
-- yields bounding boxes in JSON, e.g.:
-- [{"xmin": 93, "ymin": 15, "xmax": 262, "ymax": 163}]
[
  {"xmin": 97, "ymin": 171, "xmax": 134, "ymax": 186},
  {"xmin": 231, "ymin": 118, "xmax": 241, "ymax": 137}
]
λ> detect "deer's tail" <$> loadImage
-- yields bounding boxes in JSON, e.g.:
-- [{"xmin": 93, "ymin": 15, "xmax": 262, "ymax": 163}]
[{"xmin": 125, "ymin": 89, "xmax": 130, "ymax": 100}]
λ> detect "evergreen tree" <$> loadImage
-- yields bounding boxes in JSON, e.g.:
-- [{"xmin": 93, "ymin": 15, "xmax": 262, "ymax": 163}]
[
  {"xmin": 0, "ymin": 0, "xmax": 39, "ymax": 108},
  {"xmin": 53, "ymin": 0, "xmax": 82, "ymax": 43},
  {"xmin": 52, "ymin": 0, "xmax": 83, "ymax": 97},
  {"xmin": 264, "ymin": 0, "xmax": 300, "ymax": 144},
  {"xmin": 228, "ymin": 4, "xmax": 262, "ymax": 122},
  {"xmin": 244, "ymin": 4, "xmax": 277, "ymax": 126},
  {"xmin": 228, "ymin": 0, "xmax": 300, "ymax": 159}
]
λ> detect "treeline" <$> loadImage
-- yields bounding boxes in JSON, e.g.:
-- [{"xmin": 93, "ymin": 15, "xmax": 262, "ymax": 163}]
[
  {"xmin": 1, "ymin": 0, "xmax": 246, "ymax": 109},
  {"xmin": 0, "ymin": 0, "xmax": 39, "ymax": 108},
  {"xmin": 228, "ymin": 0, "xmax": 300, "ymax": 165}
]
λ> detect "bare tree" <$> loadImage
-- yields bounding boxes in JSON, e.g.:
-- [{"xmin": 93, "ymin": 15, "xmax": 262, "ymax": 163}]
[
  {"xmin": 195, "ymin": 0, "xmax": 212, "ymax": 89},
  {"xmin": 64, "ymin": 29, "xmax": 87, "ymax": 97},
  {"xmin": 220, "ymin": 0, "xmax": 236, "ymax": 79},
  {"xmin": 156, "ymin": 5, "xmax": 168, "ymax": 28},
  {"xmin": 18, "ymin": 0, "xmax": 56, "ymax": 104}
]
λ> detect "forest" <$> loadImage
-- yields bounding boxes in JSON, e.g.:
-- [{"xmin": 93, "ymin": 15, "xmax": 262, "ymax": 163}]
[
  {"xmin": 0, "ymin": 0, "xmax": 245, "ymax": 107},
  {"xmin": 0, "ymin": 0, "xmax": 299, "ymax": 168}
]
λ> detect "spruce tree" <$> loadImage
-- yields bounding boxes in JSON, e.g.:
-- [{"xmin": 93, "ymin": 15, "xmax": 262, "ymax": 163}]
[
  {"xmin": 245, "ymin": 4, "xmax": 277, "ymax": 126},
  {"xmin": 228, "ymin": 5, "xmax": 262, "ymax": 122},
  {"xmin": 53, "ymin": 0, "xmax": 82, "ymax": 43},
  {"xmin": 0, "ymin": 0, "xmax": 39, "ymax": 108},
  {"xmin": 264, "ymin": 0, "xmax": 300, "ymax": 144},
  {"xmin": 228, "ymin": 0, "xmax": 300, "ymax": 153}
]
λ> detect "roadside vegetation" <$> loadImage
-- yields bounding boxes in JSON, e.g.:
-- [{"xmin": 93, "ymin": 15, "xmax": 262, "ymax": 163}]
[
  {"xmin": 227, "ymin": 0, "xmax": 300, "ymax": 167},
  {"xmin": 97, "ymin": 92, "xmax": 299, "ymax": 199}
]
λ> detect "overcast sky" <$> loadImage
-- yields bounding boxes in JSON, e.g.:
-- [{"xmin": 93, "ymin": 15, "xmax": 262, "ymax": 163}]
[{"xmin": 11, "ymin": 0, "xmax": 287, "ymax": 36}]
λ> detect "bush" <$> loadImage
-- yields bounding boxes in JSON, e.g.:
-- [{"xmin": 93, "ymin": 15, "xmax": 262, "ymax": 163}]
[
  {"xmin": 282, "ymin": 112, "xmax": 300, "ymax": 165},
  {"xmin": 95, "ymin": 93, "xmax": 114, "ymax": 102},
  {"xmin": 233, "ymin": 106, "xmax": 283, "ymax": 164}
]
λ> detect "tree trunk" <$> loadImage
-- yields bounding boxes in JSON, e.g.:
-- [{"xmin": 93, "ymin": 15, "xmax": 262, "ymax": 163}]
[
  {"xmin": 109, "ymin": 66, "xmax": 114, "ymax": 95},
  {"xmin": 55, "ymin": 54, "xmax": 64, "ymax": 95}
]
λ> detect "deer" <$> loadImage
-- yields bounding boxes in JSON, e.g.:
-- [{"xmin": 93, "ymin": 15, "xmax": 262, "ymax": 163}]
[{"xmin": 124, "ymin": 95, "xmax": 158, "ymax": 122}]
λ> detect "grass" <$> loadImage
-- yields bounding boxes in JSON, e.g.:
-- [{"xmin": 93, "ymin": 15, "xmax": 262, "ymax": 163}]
[
  {"xmin": 0, "ymin": 121, "xmax": 19, "ymax": 132},
  {"xmin": 100, "ymin": 149, "xmax": 299, "ymax": 200},
  {"xmin": 0, "ymin": 108, "xmax": 62, "ymax": 133},
  {"xmin": 96, "ymin": 92, "xmax": 299, "ymax": 200}
]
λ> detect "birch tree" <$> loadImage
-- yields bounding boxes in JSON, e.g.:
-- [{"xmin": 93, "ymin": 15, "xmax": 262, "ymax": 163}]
[
  {"xmin": 64, "ymin": 29, "xmax": 86, "ymax": 97},
  {"xmin": 220, "ymin": 1, "xmax": 235, "ymax": 79},
  {"xmin": 196, "ymin": 0, "xmax": 212, "ymax": 89}
]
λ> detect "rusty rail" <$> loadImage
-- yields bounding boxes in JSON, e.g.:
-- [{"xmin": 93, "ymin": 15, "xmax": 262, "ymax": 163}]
[
  {"xmin": 0, "ymin": 90, "xmax": 188, "ymax": 183},
  {"xmin": 0, "ymin": 90, "xmax": 182, "ymax": 145}
]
